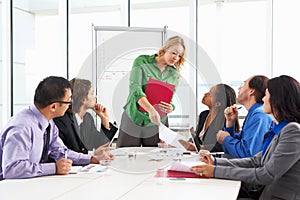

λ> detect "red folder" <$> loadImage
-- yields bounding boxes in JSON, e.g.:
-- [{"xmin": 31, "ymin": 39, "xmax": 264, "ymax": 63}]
[
  {"xmin": 139, "ymin": 78, "xmax": 175, "ymax": 117},
  {"xmin": 155, "ymin": 170, "xmax": 207, "ymax": 179}
]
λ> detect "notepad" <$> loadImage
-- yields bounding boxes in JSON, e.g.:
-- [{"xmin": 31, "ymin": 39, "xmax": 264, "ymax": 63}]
[
  {"xmin": 139, "ymin": 78, "xmax": 175, "ymax": 117},
  {"xmin": 155, "ymin": 161, "xmax": 207, "ymax": 178},
  {"xmin": 169, "ymin": 160, "xmax": 205, "ymax": 173}
]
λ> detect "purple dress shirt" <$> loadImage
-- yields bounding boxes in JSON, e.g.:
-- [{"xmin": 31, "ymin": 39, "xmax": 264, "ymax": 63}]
[{"xmin": 0, "ymin": 104, "xmax": 91, "ymax": 180}]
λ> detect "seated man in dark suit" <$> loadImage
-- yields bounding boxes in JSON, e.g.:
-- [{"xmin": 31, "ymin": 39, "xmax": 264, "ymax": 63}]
[{"xmin": 54, "ymin": 78, "xmax": 118, "ymax": 154}]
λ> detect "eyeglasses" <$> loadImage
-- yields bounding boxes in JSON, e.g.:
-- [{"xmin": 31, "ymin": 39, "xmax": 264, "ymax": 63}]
[{"xmin": 50, "ymin": 100, "xmax": 73, "ymax": 105}]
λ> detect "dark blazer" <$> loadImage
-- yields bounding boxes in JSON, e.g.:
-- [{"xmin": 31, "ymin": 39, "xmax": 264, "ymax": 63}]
[
  {"xmin": 53, "ymin": 110, "xmax": 118, "ymax": 153},
  {"xmin": 194, "ymin": 110, "xmax": 224, "ymax": 152}
]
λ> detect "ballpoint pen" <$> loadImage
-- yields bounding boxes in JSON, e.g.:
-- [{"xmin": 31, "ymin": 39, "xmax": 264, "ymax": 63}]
[
  {"xmin": 64, "ymin": 148, "xmax": 68, "ymax": 159},
  {"xmin": 224, "ymin": 106, "xmax": 242, "ymax": 114},
  {"xmin": 109, "ymin": 137, "xmax": 115, "ymax": 147}
]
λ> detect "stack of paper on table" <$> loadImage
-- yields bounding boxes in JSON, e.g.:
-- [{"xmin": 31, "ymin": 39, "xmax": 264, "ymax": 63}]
[
  {"xmin": 169, "ymin": 160, "xmax": 205, "ymax": 173},
  {"xmin": 155, "ymin": 160, "xmax": 206, "ymax": 178},
  {"xmin": 167, "ymin": 160, "xmax": 206, "ymax": 178}
]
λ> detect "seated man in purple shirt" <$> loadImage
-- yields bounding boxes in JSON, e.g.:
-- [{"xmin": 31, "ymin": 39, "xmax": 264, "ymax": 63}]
[{"xmin": 0, "ymin": 76, "xmax": 113, "ymax": 180}]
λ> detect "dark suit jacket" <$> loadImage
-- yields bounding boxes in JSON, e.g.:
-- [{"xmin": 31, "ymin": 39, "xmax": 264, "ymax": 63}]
[
  {"xmin": 53, "ymin": 110, "xmax": 118, "ymax": 153},
  {"xmin": 194, "ymin": 110, "xmax": 224, "ymax": 152}
]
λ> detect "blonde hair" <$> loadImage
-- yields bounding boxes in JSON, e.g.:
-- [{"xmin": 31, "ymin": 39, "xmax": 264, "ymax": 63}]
[{"xmin": 157, "ymin": 36, "xmax": 186, "ymax": 72}]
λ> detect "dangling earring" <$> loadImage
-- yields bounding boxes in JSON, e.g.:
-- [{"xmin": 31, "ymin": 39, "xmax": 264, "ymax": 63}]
[{"xmin": 214, "ymin": 102, "xmax": 221, "ymax": 107}]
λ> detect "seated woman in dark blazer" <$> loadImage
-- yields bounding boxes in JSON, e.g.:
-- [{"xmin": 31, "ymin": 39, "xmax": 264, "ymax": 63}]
[
  {"xmin": 54, "ymin": 78, "xmax": 118, "ymax": 154},
  {"xmin": 181, "ymin": 84, "xmax": 239, "ymax": 152},
  {"xmin": 191, "ymin": 75, "xmax": 300, "ymax": 200}
]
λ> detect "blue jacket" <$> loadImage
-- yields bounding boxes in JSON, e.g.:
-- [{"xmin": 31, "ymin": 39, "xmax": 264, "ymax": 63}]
[{"xmin": 222, "ymin": 103, "xmax": 273, "ymax": 158}]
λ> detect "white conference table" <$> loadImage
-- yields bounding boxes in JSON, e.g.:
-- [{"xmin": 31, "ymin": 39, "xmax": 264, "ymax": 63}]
[{"xmin": 0, "ymin": 147, "xmax": 241, "ymax": 200}]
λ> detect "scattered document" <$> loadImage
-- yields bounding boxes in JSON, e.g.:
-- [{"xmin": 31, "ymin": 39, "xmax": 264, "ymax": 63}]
[
  {"xmin": 70, "ymin": 166, "xmax": 83, "ymax": 174},
  {"xmin": 70, "ymin": 164, "xmax": 108, "ymax": 174},
  {"xmin": 159, "ymin": 124, "xmax": 186, "ymax": 150}
]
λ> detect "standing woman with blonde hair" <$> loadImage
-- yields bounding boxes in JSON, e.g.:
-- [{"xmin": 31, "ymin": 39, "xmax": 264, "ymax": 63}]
[{"xmin": 117, "ymin": 36, "xmax": 186, "ymax": 147}]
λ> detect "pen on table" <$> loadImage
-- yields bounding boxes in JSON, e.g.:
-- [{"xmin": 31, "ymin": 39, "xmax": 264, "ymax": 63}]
[
  {"xmin": 114, "ymin": 154, "xmax": 127, "ymax": 156},
  {"xmin": 64, "ymin": 148, "xmax": 68, "ymax": 159}
]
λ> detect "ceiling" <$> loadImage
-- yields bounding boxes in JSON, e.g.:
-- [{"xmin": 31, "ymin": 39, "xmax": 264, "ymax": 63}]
[{"xmin": 12, "ymin": 0, "xmax": 265, "ymax": 15}]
